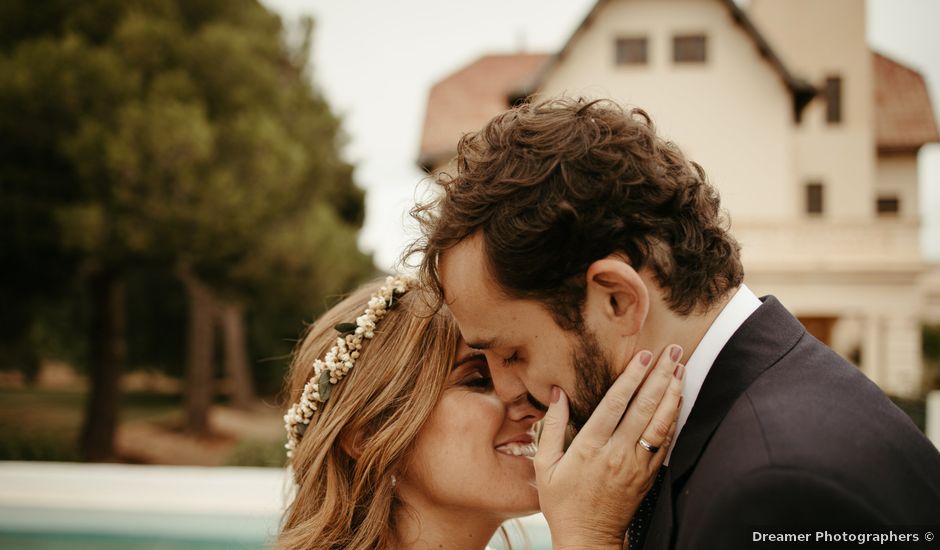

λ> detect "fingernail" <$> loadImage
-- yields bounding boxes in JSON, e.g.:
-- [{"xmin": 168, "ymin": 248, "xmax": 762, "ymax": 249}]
[
  {"xmin": 674, "ymin": 363, "xmax": 685, "ymax": 380},
  {"xmin": 551, "ymin": 386, "xmax": 561, "ymax": 404},
  {"xmin": 639, "ymin": 350, "xmax": 653, "ymax": 367},
  {"xmin": 670, "ymin": 345, "xmax": 683, "ymax": 363}
]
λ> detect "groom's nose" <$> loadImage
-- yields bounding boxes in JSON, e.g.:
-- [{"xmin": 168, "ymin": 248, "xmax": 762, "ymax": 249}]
[
  {"xmin": 505, "ymin": 391, "xmax": 546, "ymax": 423},
  {"xmin": 486, "ymin": 351, "xmax": 530, "ymax": 404}
]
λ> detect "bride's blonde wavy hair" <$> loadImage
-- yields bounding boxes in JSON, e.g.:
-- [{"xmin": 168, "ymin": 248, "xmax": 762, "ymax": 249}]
[{"xmin": 275, "ymin": 279, "xmax": 461, "ymax": 550}]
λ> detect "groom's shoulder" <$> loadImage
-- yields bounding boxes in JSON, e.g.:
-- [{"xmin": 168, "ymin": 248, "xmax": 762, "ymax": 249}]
[
  {"xmin": 736, "ymin": 297, "xmax": 915, "ymax": 447},
  {"xmin": 683, "ymin": 331, "xmax": 940, "ymax": 531},
  {"xmin": 743, "ymin": 329, "xmax": 928, "ymax": 467},
  {"xmin": 675, "ymin": 313, "xmax": 940, "ymax": 544},
  {"xmin": 716, "ymin": 329, "xmax": 940, "ymax": 513}
]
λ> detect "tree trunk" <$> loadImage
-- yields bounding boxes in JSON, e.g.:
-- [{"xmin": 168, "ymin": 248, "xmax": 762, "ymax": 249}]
[
  {"xmin": 179, "ymin": 263, "xmax": 215, "ymax": 436},
  {"xmin": 219, "ymin": 301, "xmax": 255, "ymax": 410},
  {"xmin": 80, "ymin": 269, "xmax": 126, "ymax": 462}
]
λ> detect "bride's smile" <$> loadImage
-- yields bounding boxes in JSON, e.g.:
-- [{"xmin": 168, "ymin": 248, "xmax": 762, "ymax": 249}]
[{"xmin": 494, "ymin": 431, "xmax": 537, "ymax": 459}]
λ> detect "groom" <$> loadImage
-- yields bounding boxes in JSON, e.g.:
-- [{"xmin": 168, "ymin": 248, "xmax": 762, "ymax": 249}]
[{"xmin": 412, "ymin": 98, "xmax": 940, "ymax": 549}]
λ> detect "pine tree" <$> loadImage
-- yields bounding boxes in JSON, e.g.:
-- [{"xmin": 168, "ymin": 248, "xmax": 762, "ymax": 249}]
[{"xmin": 0, "ymin": 0, "xmax": 373, "ymax": 457}]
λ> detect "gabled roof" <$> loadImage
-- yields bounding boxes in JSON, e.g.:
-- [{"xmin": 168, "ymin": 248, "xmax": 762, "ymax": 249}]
[
  {"xmin": 874, "ymin": 51, "xmax": 940, "ymax": 153},
  {"xmin": 417, "ymin": 53, "xmax": 550, "ymax": 171},
  {"xmin": 416, "ymin": 5, "xmax": 940, "ymax": 166},
  {"xmin": 517, "ymin": 0, "xmax": 817, "ymax": 112}
]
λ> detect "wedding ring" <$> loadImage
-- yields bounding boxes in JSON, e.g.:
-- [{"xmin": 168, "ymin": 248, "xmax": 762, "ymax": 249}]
[{"xmin": 638, "ymin": 437, "xmax": 659, "ymax": 453}]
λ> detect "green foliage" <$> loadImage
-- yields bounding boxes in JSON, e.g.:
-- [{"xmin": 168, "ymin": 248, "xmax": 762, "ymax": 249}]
[
  {"xmin": 224, "ymin": 438, "xmax": 286, "ymax": 468},
  {"xmin": 0, "ymin": 429, "xmax": 82, "ymax": 462},
  {"xmin": 923, "ymin": 324, "xmax": 940, "ymax": 391},
  {"xmin": 0, "ymin": 388, "xmax": 182, "ymax": 461},
  {"xmin": 0, "ymin": 388, "xmax": 85, "ymax": 461},
  {"xmin": 125, "ymin": 270, "xmax": 188, "ymax": 376},
  {"xmin": 889, "ymin": 395, "xmax": 926, "ymax": 433},
  {"xmin": 923, "ymin": 324, "xmax": 940, "ymax": 361},
  {"xmin": 1, "ymin": 0, "xmax": 373, "ymax": 392}
]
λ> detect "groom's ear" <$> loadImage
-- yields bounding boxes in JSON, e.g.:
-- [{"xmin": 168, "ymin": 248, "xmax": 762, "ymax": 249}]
[{"xmin": 583, "ymin": 256, "xmax": 649, "ymax": 337}]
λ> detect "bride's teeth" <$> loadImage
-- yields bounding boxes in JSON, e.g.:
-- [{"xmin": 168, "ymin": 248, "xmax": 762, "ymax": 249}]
[{"xmin": 496, "ymin": 442, "xmax": 538, "ymax": 458}]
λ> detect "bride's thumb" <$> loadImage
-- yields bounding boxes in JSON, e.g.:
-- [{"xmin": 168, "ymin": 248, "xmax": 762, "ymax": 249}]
[{"xmin": 534, "ymin": 386, "xmax": 569, "ymax": 472}]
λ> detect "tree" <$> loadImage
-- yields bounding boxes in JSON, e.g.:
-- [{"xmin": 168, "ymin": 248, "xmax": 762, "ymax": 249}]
[
  {"xmin": 90, "ymin": 4, "xmax": 371, "ymax": 432},
  {"xmin": 1, "ymin": 29, "xmax": 140, "ymax": 460},
  {"xmin": 1, "ymin": 0, "xmax": 373, "ymax": 455}
]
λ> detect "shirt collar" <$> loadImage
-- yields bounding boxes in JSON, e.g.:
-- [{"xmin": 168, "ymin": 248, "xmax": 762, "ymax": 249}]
[{"xmin": 664, "ymin": 284, "xmax": 761, "ymax": 465}]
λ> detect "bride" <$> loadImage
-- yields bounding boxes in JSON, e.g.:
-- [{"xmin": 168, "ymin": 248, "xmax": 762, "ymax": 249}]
[{"xmin": 276, "ymin": 276, "xmax": 682, "ymax": 549}]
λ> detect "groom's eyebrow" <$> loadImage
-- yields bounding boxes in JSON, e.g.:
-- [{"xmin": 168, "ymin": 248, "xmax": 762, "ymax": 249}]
[{"xmin": 452, "ymin": 352, "xmax": 485, "ymax": 369}]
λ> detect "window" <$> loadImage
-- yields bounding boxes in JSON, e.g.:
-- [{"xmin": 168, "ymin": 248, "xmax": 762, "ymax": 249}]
[
  {"xmin": 806, "ymin": 182, "xmax": 824, "ymax": 215},
  {"xmin": 673, "ymin": 34, "xmax": 706, "ymax": 63},
  {"xmin": 615, "ymin": 37, "xmax": 648, "ymax": 65},
  {"xmin": 877, "ymin": 196, "xmax": 900, "ymax": 216},
  {"xmin": 825, "ymin": 76, "xmax": 842, "ymax": 123}
]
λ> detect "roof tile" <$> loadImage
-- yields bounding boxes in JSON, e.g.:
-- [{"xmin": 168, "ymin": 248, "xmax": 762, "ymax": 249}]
[
  {"xmin": 418, "ymin": 53, "xmax": 549, "ymax": 169},
  {"xmin": 874, "ymin": 51, "xmax": 940, "ymax": 152}
]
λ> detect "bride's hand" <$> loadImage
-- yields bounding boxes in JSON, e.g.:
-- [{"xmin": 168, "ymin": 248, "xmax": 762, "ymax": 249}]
[{"xmin": 534, "ymin": 346, "xmax": 685, "ymax": 550}]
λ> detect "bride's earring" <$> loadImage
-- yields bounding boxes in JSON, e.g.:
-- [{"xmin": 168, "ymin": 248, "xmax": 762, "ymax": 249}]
[{"xmin": 390, "ymin": 474, "xmax": 398, "ymax": 488}]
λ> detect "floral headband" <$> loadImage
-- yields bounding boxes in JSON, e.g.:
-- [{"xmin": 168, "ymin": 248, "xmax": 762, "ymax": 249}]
[{"xmin": 283, "ymin": 276, "xmax": 415, "ymax": 458}]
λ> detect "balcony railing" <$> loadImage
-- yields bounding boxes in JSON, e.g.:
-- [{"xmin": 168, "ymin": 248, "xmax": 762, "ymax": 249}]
[{"xmin": 732, "ymin": 219, "xmax": 922, "ymax": 270}]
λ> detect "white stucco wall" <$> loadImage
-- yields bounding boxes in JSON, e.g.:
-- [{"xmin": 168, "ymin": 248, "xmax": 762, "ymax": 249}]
[
  {"xmin": 750, "ymin": 0, "xmax": 875, "ymax": 220},
  {"xmin": 875, "ymin": 154, "xmax": 920, "ymax": 220},
  {"xmin": 536, "ymin": 0, "xmax": 795, "ymax": 223}
]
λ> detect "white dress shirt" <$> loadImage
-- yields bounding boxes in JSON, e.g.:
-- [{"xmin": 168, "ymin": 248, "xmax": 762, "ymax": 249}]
[{"xmin": 663, "ymin": 284, "xmax": 761, "ymax": 465}]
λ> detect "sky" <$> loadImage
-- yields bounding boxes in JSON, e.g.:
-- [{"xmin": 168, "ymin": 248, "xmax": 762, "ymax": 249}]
[{"xmin": 259, "ymin": 0, "xmax": 940, "ymax": 271}]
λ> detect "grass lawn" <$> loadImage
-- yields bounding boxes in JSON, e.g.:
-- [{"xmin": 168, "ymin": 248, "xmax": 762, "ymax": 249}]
[
  {"xmin": 0, "ymin": 387, "xmax": 285, "ymax": 466},
  {"xmin": 0, "ymin": 388, "xmax": 182, "ymax": 462}
]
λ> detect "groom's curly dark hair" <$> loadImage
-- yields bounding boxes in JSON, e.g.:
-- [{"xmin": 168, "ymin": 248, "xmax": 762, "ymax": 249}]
[{"xmin": 408, "ymin": 97, "xmax": 743, "ymax": 331}]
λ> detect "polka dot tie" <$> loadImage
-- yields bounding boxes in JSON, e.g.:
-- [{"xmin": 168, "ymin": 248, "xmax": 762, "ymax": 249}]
[{"xmin": 626, "ymin": 465, "xmax": 667, "ymax": 550}]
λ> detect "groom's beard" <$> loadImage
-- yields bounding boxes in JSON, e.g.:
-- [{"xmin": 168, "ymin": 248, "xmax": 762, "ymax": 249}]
[{"xmin": 568, "ymin": 327, "xmax": 617, "ymax": 431}]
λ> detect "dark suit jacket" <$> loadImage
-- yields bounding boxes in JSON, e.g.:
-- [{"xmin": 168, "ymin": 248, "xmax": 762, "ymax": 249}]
[{"xmin": 642, "ymin": 296, "xmax": 940, "ymax": 550}]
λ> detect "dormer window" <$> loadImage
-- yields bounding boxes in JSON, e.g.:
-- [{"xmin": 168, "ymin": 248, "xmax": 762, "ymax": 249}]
[
  {"xmin": 615, "ymin": 37, "xmax": 648, "ymax": 65},
  {"xmin": 673, "ymin": 34, "xmax": 707, "ymax": 63}
]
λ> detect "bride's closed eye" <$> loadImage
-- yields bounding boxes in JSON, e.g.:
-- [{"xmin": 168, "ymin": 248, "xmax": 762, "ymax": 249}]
[
  {"xmin": 460, "ymin": 366, "xmax": 492, "ymax": 390},
  {"xmin": 453, "ymin": 353, "xmax": 493, "ymax": 390}
]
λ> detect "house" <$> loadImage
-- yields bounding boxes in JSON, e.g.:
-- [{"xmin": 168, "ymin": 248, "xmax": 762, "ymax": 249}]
[{"xmin": 417, "ymin": 0, "xmax": 939, "ymax": 397}]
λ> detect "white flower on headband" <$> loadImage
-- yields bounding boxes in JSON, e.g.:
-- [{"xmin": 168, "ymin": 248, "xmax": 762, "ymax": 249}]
[{"xmin": 283, "ymin": 275, "xmax": 415, "ymax": 458}]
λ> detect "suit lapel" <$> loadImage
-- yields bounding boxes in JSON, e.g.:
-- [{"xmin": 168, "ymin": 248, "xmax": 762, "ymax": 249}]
[
  {"xmin": 642, "ymin": 296, "xmax": 805, "ymax": 549},
  {"xmin": 667, "ymin": 296, "xmax": 804, "ymax": 483}
]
